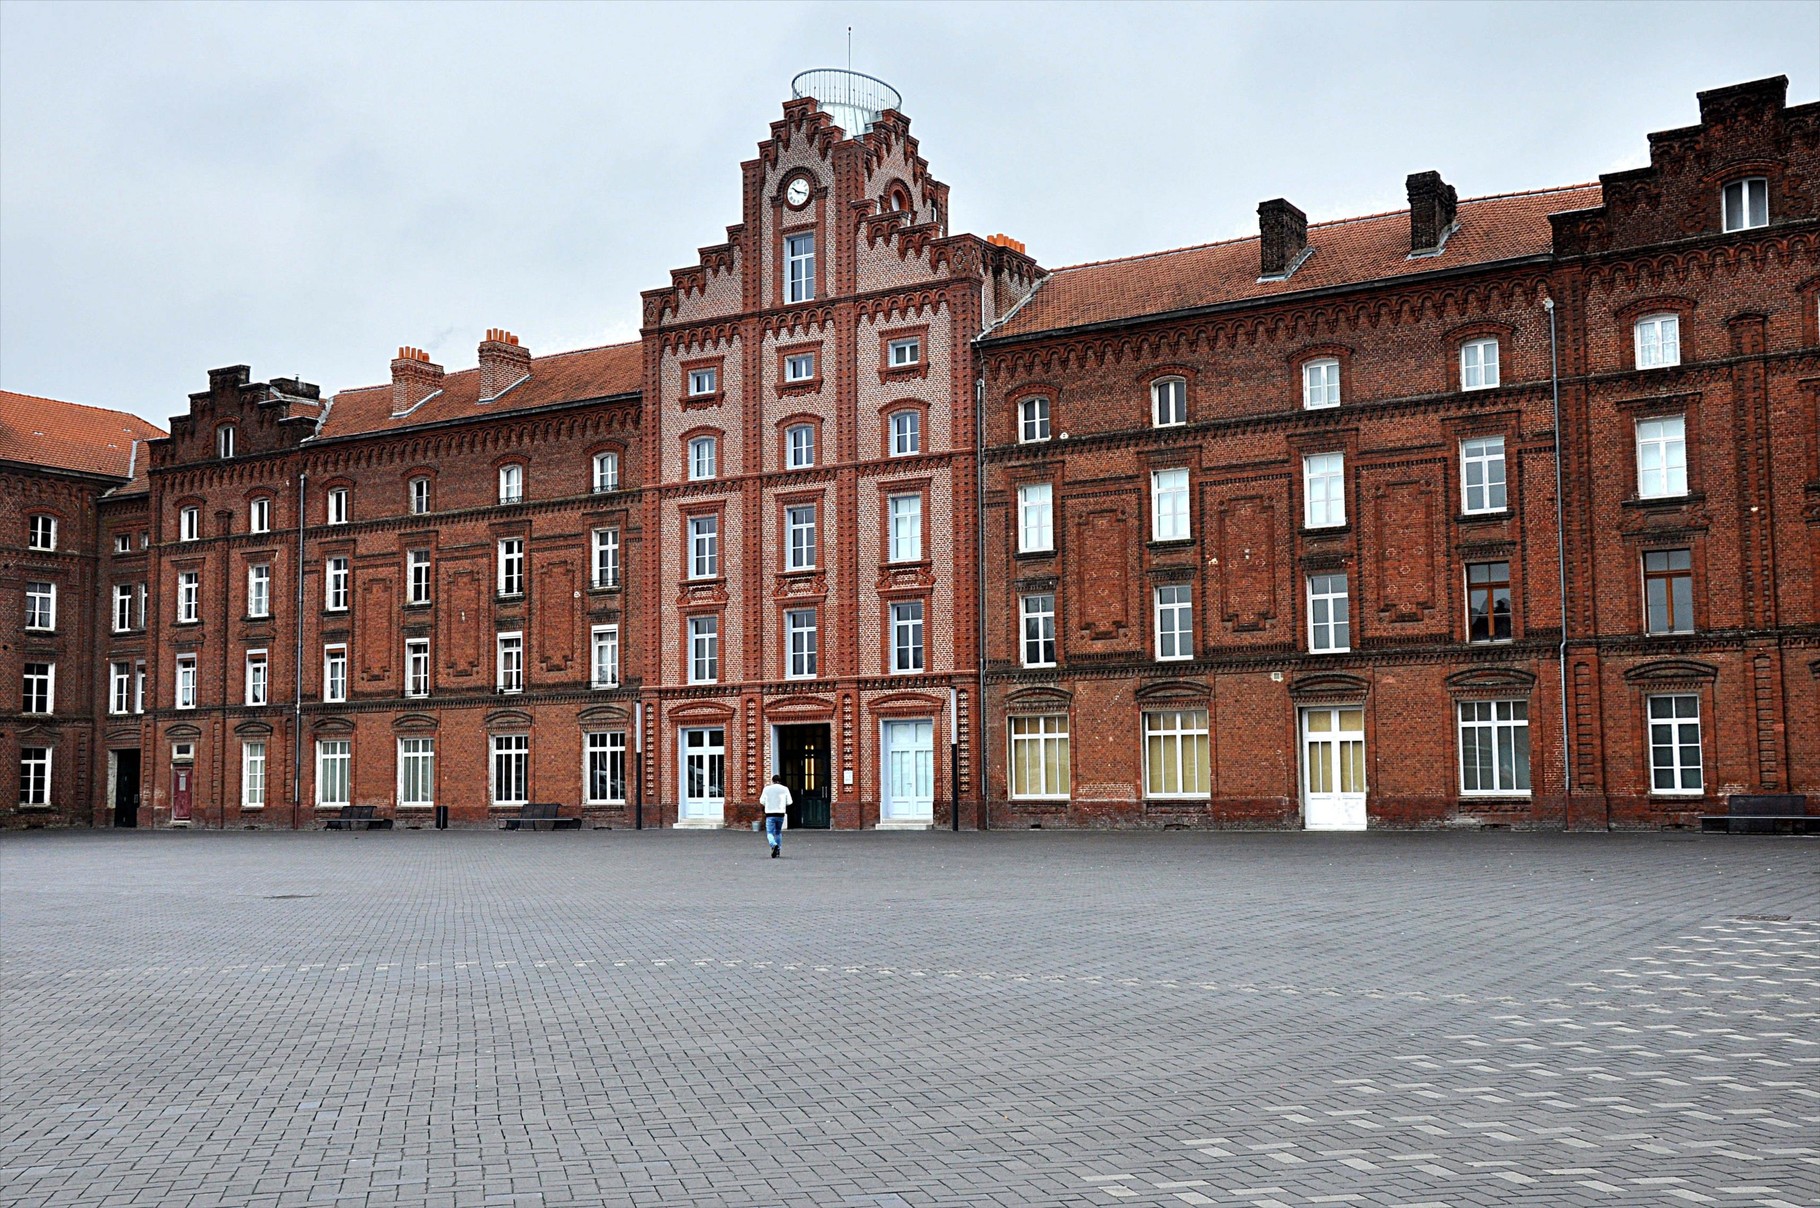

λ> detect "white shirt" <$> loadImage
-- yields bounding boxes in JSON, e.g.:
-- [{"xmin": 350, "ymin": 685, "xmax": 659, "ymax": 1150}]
[{"xmin": 760, "ymin": 783, "xmax": 792, "ymax": 815}]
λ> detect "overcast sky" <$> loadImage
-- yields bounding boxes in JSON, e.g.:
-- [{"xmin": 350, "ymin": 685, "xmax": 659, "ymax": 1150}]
[{"xmin": 2, "ymin": 0, "xmax": 1812, "ymax": 426}]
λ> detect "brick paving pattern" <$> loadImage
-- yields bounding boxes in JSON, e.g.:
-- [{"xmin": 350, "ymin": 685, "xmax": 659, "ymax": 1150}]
[{"xmin": 2, "ymin": 830, "xmax": 1816, "ymax": 1207}]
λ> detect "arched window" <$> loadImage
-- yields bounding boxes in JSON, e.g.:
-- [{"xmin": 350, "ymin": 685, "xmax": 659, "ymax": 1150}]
[
  {"xmin": 1721, "ymin": 178, "xmax": 1768, "ymax": 232},
  {"xmin": 1460, "ymin": 338, "xmax": 1499, "ymax": 390},
  {"xmin": 408, "ymin": 476, "xmax": 431, "ymax": 514},
  {"xmin": 1151, "ymin": 377, "xmax": 1187, "ymax": 427},
  {"xmin": 1302, "ymin": 359, "xmax": 1341, "ymax": 409},
  {"xmin": 888, "ymin": 410, "xmax": 920, "ymax": 456},
  {"xmin": 216, "ymin": 424, "xmax": 236, "ymax": 459},
  {"xmin": 498, "ymin": 464, "xmax": 524, "ymax": 504},
  {"xmin": 593, "ymin": 452, "xmax": 620, "ymax": 493},
  {"xmin": 1019, "ymin": 396, "xmax": 1051, "ymax": 443},
  {"xmin": 785, "ymin": 424, "xmax": 815, "ymax": 469},
  {"xmin": 1634, "ymin": 314, "xmax": 1681, "ymax": 370},
  {"xmin": 688, "ymin": 436, "xmax": 717, "ymax": 481}
]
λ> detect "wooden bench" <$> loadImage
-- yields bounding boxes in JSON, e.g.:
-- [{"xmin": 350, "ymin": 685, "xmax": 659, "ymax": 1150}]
[
  {"xmin": 325, "ymin": 804, "xmax": 393, "ymax": 831},
  {"xmin": 500, "ymin": 802, "xmax": 582, "ymax": 831},
  {"xmin": 1700, "ymin": 794, "xmax": 1818, "ymax": 835}
]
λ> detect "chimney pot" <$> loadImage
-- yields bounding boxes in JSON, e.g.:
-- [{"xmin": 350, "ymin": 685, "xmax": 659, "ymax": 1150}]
[
  {"xmin": 1406, "ymin": 171, "xmax": 1458, "ymax": 254},
  {"xmin": 1257, "ymin": 198, "xmax": 1308, "ymax": 277}
]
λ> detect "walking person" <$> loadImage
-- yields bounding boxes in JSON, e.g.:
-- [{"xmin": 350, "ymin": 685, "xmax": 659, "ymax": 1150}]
[{"xmin": 760, "ymin": 775, "xmax": 791, "ymax": 858}]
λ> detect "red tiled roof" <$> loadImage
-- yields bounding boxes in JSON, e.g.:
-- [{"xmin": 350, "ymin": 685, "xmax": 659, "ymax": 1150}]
[
  {"xmin": 320, "ymin": 340, "xmax": 642, "ymax": 440},
  {"xmin": 990, "ymin": 185, "xmax": 1602, "ymax": 339},
  {"xmin": 0, "ymin": 389, "xmax": 167, "ymax": 479}
]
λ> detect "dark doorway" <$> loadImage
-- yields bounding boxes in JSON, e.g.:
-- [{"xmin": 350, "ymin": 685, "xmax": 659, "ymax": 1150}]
[
  {"xmin": 112, "ymin": 750, "xmax": 141, "ymax": 828},
  {"xmin": 776, "ymin": 724, "xmax": 831, "ymax": 829}
]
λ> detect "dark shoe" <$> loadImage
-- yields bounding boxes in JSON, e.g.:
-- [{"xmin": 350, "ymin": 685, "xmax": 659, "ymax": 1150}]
[{"xmin": 771, "ymin": 847, "xmax": 779, "ymax": 858}]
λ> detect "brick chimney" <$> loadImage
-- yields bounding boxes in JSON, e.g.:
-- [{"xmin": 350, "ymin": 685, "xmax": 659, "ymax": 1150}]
[
  {"xmin": 1257, "ymin": 198, "xmax": 1308, "ymax": 278},
  {"xmin": 478, "ymin": 329, "xmax": 530, "ymax": 402},
  {"xmin": 390, "ymin": 347, "xmax": 443, "ymax": 416},
  {"xmin": 1406, "ymin": 171, "xmax": 1458, "ymax": 255}
]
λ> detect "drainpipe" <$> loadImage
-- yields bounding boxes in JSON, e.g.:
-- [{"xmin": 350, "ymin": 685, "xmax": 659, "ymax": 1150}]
[
  {"xmin": 292, "ymin": 472, "xmax": 307, "ymax": 831},
  {"xmin": 974, "ymin": 373, "xmax": 989, "ymax": 831},
  {"xmin": 1545, "ymin": 296, "xmax": 1572, "ymax": 830}
]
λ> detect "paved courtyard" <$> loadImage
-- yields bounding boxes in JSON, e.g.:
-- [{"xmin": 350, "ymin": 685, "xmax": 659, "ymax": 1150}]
[{"xmin": 1, "ymin": 829, "xmax": 1816, "ymax": 1208}]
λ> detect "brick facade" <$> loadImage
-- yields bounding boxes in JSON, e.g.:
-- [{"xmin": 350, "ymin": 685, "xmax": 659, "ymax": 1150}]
[{"xmin": 5, "ymin": 75, "xmax": 1815, "ymax": 831}]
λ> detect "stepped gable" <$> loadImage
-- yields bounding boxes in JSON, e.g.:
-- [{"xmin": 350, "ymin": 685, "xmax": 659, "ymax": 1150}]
[
  {"xmin": 0, "ymin": 388, "xmax": 166, "ymax": 478},
  {"xmin": 318, "ymin": 339, "xmax": 643, "ymax": 439},
  {"xmin": 990, "ymin": 184, "xmax": 1601, "ymax": 339}
]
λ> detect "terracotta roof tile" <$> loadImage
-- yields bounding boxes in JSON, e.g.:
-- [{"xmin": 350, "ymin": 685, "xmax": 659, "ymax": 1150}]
[
  {"xmin": 0, "ymin": 389, "xmax": 167, "ymax": 479},
  {"xmin": 320, "ymin": 340, "xmax": 642, "ymax": 440},
  {"xmin": 990, "ymin": 185, "xmax": 1601, "ymax": 339}
]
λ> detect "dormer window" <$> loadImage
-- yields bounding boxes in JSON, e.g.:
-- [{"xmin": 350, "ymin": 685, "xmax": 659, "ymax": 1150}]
[
  {"xmin": 888, "ymin": 337, "xmax": 921, "ymax": 367},
  {"xmin": 688, "ymin": 367, "xmax": 717, "ymax": 397},
  {"xmin": 498, "ymin": 465, "xmax": 523, "ymax": 505},
  {"xmin": 179, "ymin": 506, "xmax": 200, "ymax": 542},
  {"xmin": 1019, "ymin": 396, "xmax": 1050, "ymax": 443},
  {"xmin": 1721, "ymin": 177, "xmax": 1768, "ymax": 232},
  {"xmin": 593, "ymin": 452, "xmax": 619, "ymax": 493},
  {"xmin": 1302, "ymin": 359, "xmax": 1341, "ymax": 409},
  {"xmin": 1151, "ymin": 377, "xmax": 1187, "ymax": 427},
  {"xmin": 216, "ymin": 425, "xmax": 236, "ymax": 459}
]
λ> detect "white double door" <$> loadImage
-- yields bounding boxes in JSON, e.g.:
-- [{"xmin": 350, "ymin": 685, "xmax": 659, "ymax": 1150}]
[
  {"xmin": 1301, "ymin": 707, "xmax": 1367, "ymax": 831},
  {"xmin": 881, "ymin": 719, "xmax": 934, "ymax": 825},
  {"xmin": 679, "ymin": 727, "xmax": 725, "ymax": 825}
]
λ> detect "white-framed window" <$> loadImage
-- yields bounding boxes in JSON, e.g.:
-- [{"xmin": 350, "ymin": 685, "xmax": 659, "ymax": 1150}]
[
  {"xmin": 113, "ymin": 583, "xmax": 133, "ymax": 632},
  {"xmin": 1302, "ymin": 358, "xmax": 1341, "ymax": 409},
  {"xmin": 242, "ymin": 740, "xmax": 266, "ymax": 809},
  {"xmin": 324, "ymin": 557, "xmax": 348, "ymax": 612},
  {"xmin": 1019, "ymin": 396, "xmax": 1050, "ymax": 443},
  {"xmin": 1458, "ymin": 700, "xmax": 1530, "ymax": 795},
  {"xmin": 22, "ymin": 662, "xmax": 52, "ymax": 714},
  {"xmin": 398, "ymin": 737, "xmax": 434, "ymax": 808},
  {"xmin": 1634, "ymin": 313, "xmax": 1681, "ymax": 369},
  {"xmin": 1308, "ymin": 573, "xmax": 1351, "ymax": 653},
  {"xmin": 137, "ymin": 582, "xmax": 148, "ymax": 627},
  {"xmin": 496, "ymin": 632, "xmax": 523, "ymax": 693},
  {"xmin": 688, "ymin": 515, "xmax": 719, "ymax": 579},
  {"xmin": 408, "ymin": 549, "xmax": 431, "ymax": 605},
  {"xmin": 409, "ymin": 476, "xmax": 430, "ymax": 514},
  {"xmin": 687, "ymin": 367, "xmax": 718, "ymax": 397},
  {"xmin": 784, "ymin": 352, "xmax": 816, "ymax": 382},
  {"xmin": 217, "ymin": 424, "xmax": 236, "ymax": 459},
  {"xmin": 1460, "ymin": 437, "xmax": 1507, "ymax": 514},
  {"xmin": 110, "ymin": 661, "xmax": 131, "ymax": 715},
  {"xmin": 177, "ymin": 570, "xmax": 200, "ymax": 623},
  {"xmin": 1152, "ymin": 376, "xmax": 1187, "ymax": 427},
  {"xmin": 888, "ymin": 336, "xmax": 922, "ymax": 367},
  {"xmin": 1636, "ymin": 415, "xmax": 1688, "ymax": 498},
  {"xmin": 890, "ymin": 600, "xmax": 925, "ymax": 673},
  {"xmin": 1154, "ymin": 584, "xmax": 1193, "ymax": 661},
  {"xmin": 27, "ymin": 514, "xmax": 57, "ymax": 551},
  {"xmin": 1017, "ymin": 483, "xmax": 1053, "ymax": 553},
  {"xmin": 326, "ymin": 487, "xmax": 349, "ymax": 525},
  {"xmin": 591, "ymin": 625, "xmax": 619, "ymax": 688},
  {"xmin": 592, "ymin": 528, "xmax": 620, "ymax": 589},
  {"xmin": 785, "ymin": 608, "xmax": 818, "ymax": 678},
  {"xmin": 1303, "ymin": 453, "xmax": 1345, "ymax": 529},
  {"xmin": 1151, "ymin": 468, "xmax": 1190, "ymax": 541},
  {"xmin": 114, "ymin": 533, "xmax": 131, "ymax": 554},
  {"xmin": 1144, "ymin": 709, "xmax": 1210, "ymax": 799},
  {"xmin": 584, "ymin": 731, "xmax": 627, "ymax": 805},
  {"xmin": 315, "ymin": 740, "xmax": 350, "ymax": 808},
  {"xmin": 19, "ymin": 747, "xmax": 51, "ymax": 808},
  {"xmin": 1008, "ymin": 713, "xmax": 1069, "ymax": 799},
  {"xmin": 179, "ymin": 506, "xmax": 200, "ymax": 542},
  {"xmin": 593, "ymin": 452, "xmax": 620, "ymax": 493},
  {"xmin": 688, "ymin": 435, "xmax": 717, "ymax": 480},
  {"xmin": 784, "ymin": 504, "xmax": 817, "ymax": 570},
  {"xmin": 497, "ymin": 465, "xmax": 523, "ymax": 505},
  {"xmin": 244, "ymin": 650, "xmax": 267, "ymax": 706},
  {"xmin": 247, "ymin": 564, "xmax": 270, "ymax": 618},
  {"xmin": 175, "ymin": 654, "xmax": 197, "ymax": 709},
  {"xmin": 1460, "ymin": 338, "xmax": 1499, "ymax": 390},
  {"xmin": 497, "ymin": 537, "xmax": 524, "ymax": 597},
  {"xmin": 1020, "ymin": 593, "xmax": 1056, "ymax": 668},
  {"xmin": 1721, "ymin": 177, "xmax": 1768, "ymax": 233},
  {"xmin": 888, "ymin": 494, "xmax": 922, "ymax": 562},
  {"xmin": 133, "ymin": 660, "xmax": 145, "ymax": 714},
  {"xmin": 890, "ymin": 409, "xmax": 920, "ymax": 456},
  {"xmin": 323, "ymin": 645, "xmax": 347, "ymax": 703},
  {"xmin": 25, "ymin": 581, "xmax": 55, "ymax": 630},
  {"xmin": 687, "ymin": 615, "xmax": 719, "ymax": 684},
  {"xmin": 785, "ymin": 231, "xmax": 816, "ymax": 303},
  {"xmin": 405, "ymin": 638, "xmax": 430, "ymax": 698},
  {"xmin": 786, "ymin": 424, "xmax": 815, "ymax": 469},
  {"xmin": 250, "ymin": 496, "xmax": 270, "ymax": 533},
  {"xmin": 1647, "ymin": 694, "xmax": 1703, "ymax": 795}
]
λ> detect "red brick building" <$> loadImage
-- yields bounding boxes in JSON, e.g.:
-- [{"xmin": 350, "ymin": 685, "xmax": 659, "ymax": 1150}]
[{"xmin": 5, "ymin": 72, "xmax": 1815, "ymax": 831}]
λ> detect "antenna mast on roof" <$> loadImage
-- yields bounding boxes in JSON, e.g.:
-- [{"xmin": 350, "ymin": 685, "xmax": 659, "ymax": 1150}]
[{"xmin": 847, "ymin": 26, "xmax": 851, "ymax": 72}]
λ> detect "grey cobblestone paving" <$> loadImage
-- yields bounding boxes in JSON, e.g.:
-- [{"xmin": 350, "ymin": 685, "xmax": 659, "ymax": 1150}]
[{"xmin": 1, "ymin": 830, "xmax": 1815, "ymax": 1207}]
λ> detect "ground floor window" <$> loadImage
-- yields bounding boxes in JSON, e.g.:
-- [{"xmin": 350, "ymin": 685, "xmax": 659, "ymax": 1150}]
[
  {"xmin": 1144, "ymin": 709, "xmax": 1210, "ymax": 798},
  {"xmin": 1008, "ymin": 713, "xmax": 1069, "ymax": 799},
  {"xmin": 492, "ymin": 734, "xmax": 529, "ymax": 806},
  {"xmin": 19, "ymin": 747, "xmax": 51, "ymax": 807},
  {"xmin": 1458, "ymin": 700, "xmax": 1530, "ymax": 794},
  {"xmin": 242, "ymin": 741, "xmax": 266, "ymax": 809},
  {"xmin": 398, "ymin": 737, "xmax": 435, "ymax": 808},
  {"xmin": 1647, "ymin": 694, "xmax": 1703, "ymax": 794},
  {"xmin": 585, "ymin": 731, "xmax": 626, "ymax": 804},
  {"xmin": 316, "ymin": 740, "xmax": 350, "ymax": 808}
]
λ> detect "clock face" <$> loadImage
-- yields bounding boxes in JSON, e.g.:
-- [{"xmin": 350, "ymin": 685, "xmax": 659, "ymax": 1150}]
[{"xmin": 786, "ymin": 178, "xmax": 811, "ymax": 208}]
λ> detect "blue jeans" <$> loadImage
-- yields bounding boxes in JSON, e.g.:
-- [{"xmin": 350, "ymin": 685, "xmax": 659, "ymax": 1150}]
[{"xmin": 765, "ymin": 814, "xmax": 784, "ymax": 849}]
